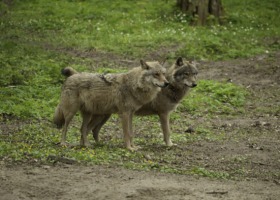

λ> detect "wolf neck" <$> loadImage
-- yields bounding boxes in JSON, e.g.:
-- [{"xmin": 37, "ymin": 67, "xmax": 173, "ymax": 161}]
[
  {"xmin": 126, "ymin": 69, "xmax": 159, "ymax": 104},
  {"xmin": 165, "ymin": 81, "xmax": 190, "ymax": 103},
  {"xmin": 135, "ymin": 80, "xmax": 159, "ymax": 104}
]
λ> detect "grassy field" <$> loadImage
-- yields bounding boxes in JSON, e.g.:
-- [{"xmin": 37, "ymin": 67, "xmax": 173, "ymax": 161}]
[{"xmin": 0, "ymin": 0, "xmax": 279, "ymax": 179}]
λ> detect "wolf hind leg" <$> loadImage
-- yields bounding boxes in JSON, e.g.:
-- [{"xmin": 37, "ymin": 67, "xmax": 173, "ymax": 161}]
[
  {"xmin": 80, "ymin": 112, "xmax": 92, "ymax": 147},
  {"xmin": 90, "ymin": 114, "xmax": 111, "ymax": 142},
  {"xmin": 60, "ymin": 111, "xmax": 76, "ymax": 146}
]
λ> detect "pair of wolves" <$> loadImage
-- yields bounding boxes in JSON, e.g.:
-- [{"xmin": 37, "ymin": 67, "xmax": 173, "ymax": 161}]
[
  {"xmin": 54, "ymin": 57, "xmax": 198, "ymax": 150},
  {"xmin": 54, "ymin": 60, "xmax": 168, "ymax": 150}
]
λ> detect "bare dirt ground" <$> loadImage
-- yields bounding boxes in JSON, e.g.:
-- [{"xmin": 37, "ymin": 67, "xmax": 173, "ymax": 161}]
[
  {"xmin": 1, "ymin": 51, "xmax": 280, "ymax": 200},
  {"xmin": 1, "ymin": 162, "xmax": 279, "ymax": 200}
]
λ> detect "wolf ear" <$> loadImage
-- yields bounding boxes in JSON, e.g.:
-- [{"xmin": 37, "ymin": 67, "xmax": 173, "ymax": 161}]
[
  {"xmin": 159, "ymin": 58, "xmax": 167, "ymax": 66},
  {"xmin": 140, "ymin": 60, "xmax": 150, "ymax": 70},
  {"xmin": 159, "ymin": 58, "xmax": 169, "ymax": 68},
  {"xmin": 176, "ymin": 57, "xmax": 184, "ymax": 67}
]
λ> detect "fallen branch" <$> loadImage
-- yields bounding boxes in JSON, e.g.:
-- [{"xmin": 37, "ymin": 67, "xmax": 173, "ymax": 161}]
[
  {"xmin": 47, "ymin": 155, "xmax": 77, "ymax": 164},
  {"xmin": 206, "ymin": 191, "xmax": 228, "ymax": 195},
  {"xmin": 252, "ymin": 161, "xmax": 269, "ymax": 166}
]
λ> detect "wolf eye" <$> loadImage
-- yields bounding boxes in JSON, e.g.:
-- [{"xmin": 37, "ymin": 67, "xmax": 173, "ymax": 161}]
[
  {"xmin": 192, "ymin": 72, "xmax": 198, "ymax": 76},
  {"xmin": 154, "ymin": 73, "xmax": 160, "ymax": 77}
]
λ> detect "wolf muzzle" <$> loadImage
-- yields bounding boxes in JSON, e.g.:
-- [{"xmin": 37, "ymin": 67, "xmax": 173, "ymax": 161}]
[
  {"xmin": 163, "ymin": 82, "xmax": 169, "ymax": 88},
  {"xmin": 155, "ymin": 82, "xmax": 169, "ymax": 88}
]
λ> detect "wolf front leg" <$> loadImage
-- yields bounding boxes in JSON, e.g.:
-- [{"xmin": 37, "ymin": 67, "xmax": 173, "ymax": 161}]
[
  {"xmin": 121, "ymin": 111, "xmax": 133, "ymax": 150},
  {"xmin": 61, "ymin": 126, "xmax": 68, "ymax": 146},
  {"xmin": 128, "ymin": 111, "xmax": 136, "ymax": 148},
  {"xmin": 129, "ymin": 112, "xmax": 141, "ymax": 150},
  {"xmin": 159, "ymin": 112, "xmax": 174, "ymax": 146}
]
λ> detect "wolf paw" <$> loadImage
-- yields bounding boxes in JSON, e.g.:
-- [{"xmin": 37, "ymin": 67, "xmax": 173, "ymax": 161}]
[
  {"xmin": 166, "ymin": 141, "xmax": 177, "ymax": 147},
  {"xmin": 59, "ymin": 141, "xmax": 69, "ymax": 147},
  {"xmin": 126, "ymin": 145, "xmax": 141, "ymax": 152},
  {"xmin": 80, "ymin": 142, "xmax": 91, "ymax": 148}
]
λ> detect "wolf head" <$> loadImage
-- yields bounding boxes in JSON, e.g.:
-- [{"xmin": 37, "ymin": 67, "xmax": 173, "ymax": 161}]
[
  {"xmin": 172, "ymin": 57, "xmax": 198, "ymax": 88},
  {"xmin": 140, "ymin": 60, "xmax": 169, "ymax": 88}
]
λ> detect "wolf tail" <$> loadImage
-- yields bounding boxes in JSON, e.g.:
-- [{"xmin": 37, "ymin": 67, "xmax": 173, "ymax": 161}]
[
  {"xmin": 53, "ymin": 105, "xmax": 65, "ymax": 129},
  {"xmin": 61, "ymin": 67, "xmax": 78, "ymax": 77}
]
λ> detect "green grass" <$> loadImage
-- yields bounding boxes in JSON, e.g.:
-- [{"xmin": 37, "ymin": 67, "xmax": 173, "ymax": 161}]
[
  {"xmin": 190, "ymin": 167, "xmax": 230, "ymax": 179},
  {"xmin": 0, "ymin": 0, "xmax": 278, "ymax": 179},
  {"xmin": 1, "ymin": 0, "xmax": 279, "ymax": 60},
  {"xmin": 0, "ymin": 120, "xmax": 229, "ymax": 178},
  {"xmin": 180, "ymin": 80, "xmax": 247, "ymax": 115}
]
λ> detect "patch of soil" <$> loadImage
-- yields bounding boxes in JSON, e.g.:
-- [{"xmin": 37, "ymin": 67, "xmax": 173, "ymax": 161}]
[
  {"xmin": 175, "ymin": 52, "xmax": 280, "ymax": 184},
  {"xmin": 1, "ymin": 51, "xmax": 280, "ymax": 199},
  {"xmin": 1, "ymin": 163, "xmax": 279, "ymax": 200}
]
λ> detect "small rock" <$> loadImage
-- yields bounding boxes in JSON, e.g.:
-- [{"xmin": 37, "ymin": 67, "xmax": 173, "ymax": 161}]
[
  {"xmin": 221, "ymin": 123, "xmax": 232, "ymax": 128},
  {"xmin": 253, "ymin": 121, "xmax": 262, "ymax": 127},
  {"xmin": 42, "ymin": 165, "xmax": 51, "ymax": 170},
  {"xmin": 144, "ymin": 154, "xmax": 152, "ymax": 160},
  {"xmin": 227, "ymin": 78, "xmax": 232, "ymax": 83},
  {"xmin": 252, "ymin": 121, "xmax": 270, "ymax": 127},
  {"xmin": 273, "ymin": 180, "xmax": 280, "ymax": 185},
  {"xmin": 255, "ymin": 146, "xmax": 264, "ymax": 151},
  {"xmin": 262, "ymin": 122, "xmax": 271, "ymax": 126},
  {"xmin": 185, "ymin": 126, "xmax": 195, "ymax": 133}
]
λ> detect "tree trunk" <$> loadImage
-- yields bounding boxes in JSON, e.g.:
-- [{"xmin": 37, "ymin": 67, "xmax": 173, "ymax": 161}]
[{"xmin": 176, "ymin": 0, "xmax": 224, "ymax": 25}]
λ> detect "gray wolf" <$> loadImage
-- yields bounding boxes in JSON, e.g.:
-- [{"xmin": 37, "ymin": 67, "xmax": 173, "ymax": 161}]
[
  {"xmin": 63, "ymin": 57, "xmax": 198, "ymax": 147},
  {"xmin": 54, "ymin": 60, "xmax": 168, "ymax": 150}
]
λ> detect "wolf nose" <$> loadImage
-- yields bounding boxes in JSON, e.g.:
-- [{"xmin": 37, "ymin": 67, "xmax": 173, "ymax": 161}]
[
  {"xmin": 192, "ymin": 83, "xmax": 197, "ymax": 88},
  {"xmin": 163, "ymin": 82, "xmax": 169, "ymax": 88}
]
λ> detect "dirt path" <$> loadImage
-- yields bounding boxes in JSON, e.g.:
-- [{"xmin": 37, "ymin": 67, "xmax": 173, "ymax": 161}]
[
  {"xmin": 1, "ymin": 52, "xmax": 280, "ymax": 200},
  {"xmin": 1, "ymin": 163, "xmax": 279, "ymax": 200}
]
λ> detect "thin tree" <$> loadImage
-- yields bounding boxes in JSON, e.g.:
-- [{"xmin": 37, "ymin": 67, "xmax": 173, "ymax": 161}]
[{"xmin": 176, "ymin": 0, "xmax": 224, "ymax": 25}]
